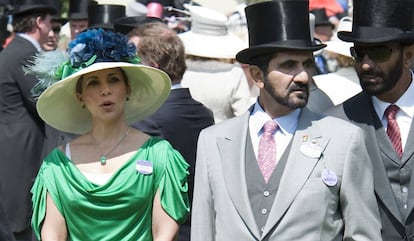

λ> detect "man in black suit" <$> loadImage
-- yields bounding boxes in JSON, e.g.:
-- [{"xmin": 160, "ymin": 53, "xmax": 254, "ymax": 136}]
[
  {"xmin": 0, "ymin": 1, "xmax": 55, "ymax": 240},
  {"xmin": 327, "ymin": 0, "xmax": 414, "ymax": 240},
  {"xmin": 128, "ymin": 21, "xmax": 215, "ymax": 241}
]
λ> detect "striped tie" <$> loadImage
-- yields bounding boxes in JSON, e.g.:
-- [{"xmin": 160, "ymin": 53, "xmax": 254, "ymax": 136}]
[{"xmin": 385, "ymin": 104, "xmax": 403, "ymax": 159}]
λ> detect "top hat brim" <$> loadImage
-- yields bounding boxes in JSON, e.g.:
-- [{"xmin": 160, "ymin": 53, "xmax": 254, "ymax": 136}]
[
  {"xmin": 114, "ymin": 16, "xmax": 162, "ymax": 35},
  {"xmin": 13, "ymin": 4, "xmax": 56, "ymax": 17},
  {"xmin": 338, "ymin": 27, "xmax": 414, "ymax": 44},
  {"xmin": 69, "ymin": 12, "xmax": 89, "ymax": 20},
  {"xmin": 236, "ymin": 41, "xmax": 326, "ymax": 64}
]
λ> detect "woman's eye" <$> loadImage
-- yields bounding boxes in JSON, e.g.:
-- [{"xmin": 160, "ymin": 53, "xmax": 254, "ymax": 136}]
[
  {"xmin": 86, "ymin": 80, "xmax": 98, "ymax": 86},
  {"xmin": 109, "ymin": 77, "xmax": 121, "ymax": 83}
]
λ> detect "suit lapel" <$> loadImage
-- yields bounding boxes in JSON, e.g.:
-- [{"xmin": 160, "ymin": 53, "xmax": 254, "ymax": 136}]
[
  {"xmin": 262, "ymin": 109, "xmax": 328, "ymax": 237},
  {"xmin": 343, "ymin": 93, "xmax": 403, "ymax": 222},
  {"xmin": 218, "ymin": 112, "xmax": 261, "ymax": 239}
]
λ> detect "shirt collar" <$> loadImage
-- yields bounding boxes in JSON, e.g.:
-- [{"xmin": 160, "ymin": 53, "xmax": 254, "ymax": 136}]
[
  {"xmin": 372, "ymin": 71, "xmax": 414, "ymax": 119},
  {"xmin": 171, "ymin": 83, "xmax": 182, "ymax": 89},
  {"xmin": 17, "ymin": 33, "xmax": 42, "ymax": 52},
  {"xmin": 250, "ymin": 101, "xmax": 300, "ymax": 135}
]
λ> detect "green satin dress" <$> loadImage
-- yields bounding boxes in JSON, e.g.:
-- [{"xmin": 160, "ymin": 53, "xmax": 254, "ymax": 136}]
[{"xmin": 31, "ymin": 137, "xmax": 190, "ymax": 241}]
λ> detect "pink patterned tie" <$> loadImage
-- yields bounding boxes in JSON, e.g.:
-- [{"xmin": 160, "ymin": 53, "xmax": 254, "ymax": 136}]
[
  {"xmin": 385, "ymin": 104, "xmax": 403, "ymax": 159},
  {"xmin": 257, "ymin": 120, "xmax": 278, "ymax": 183}
]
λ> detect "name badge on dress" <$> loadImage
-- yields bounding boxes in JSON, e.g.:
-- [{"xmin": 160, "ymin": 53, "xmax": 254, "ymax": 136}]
[{"xmin": 136, "ymin": 160, "xmax": 153, "ymax": 175}]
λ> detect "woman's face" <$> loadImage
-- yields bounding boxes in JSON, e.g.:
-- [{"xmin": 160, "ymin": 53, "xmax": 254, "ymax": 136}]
[{"xmin": 77, "ymin": 68, "xmax": 131, "ymax": 123}]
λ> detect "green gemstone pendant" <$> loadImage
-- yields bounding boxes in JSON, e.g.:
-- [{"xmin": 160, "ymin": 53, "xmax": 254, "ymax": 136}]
[{"xmin": 100, "ymin": 155, "xmax": 107, "ymax": 165}]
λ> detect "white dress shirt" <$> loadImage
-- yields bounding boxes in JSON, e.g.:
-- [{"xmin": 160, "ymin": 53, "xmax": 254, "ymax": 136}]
[{"xmin": 249, "ymin": 102, "xmax": 300, "ymax": 161}]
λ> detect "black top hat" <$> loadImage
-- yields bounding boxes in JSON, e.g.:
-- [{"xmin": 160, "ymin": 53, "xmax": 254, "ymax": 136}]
[
  {"xmin": 338, "ymin": 0, "xmax": 414, "ymax": 43},
  {"xmin": 47, "ymin": 0, "xmax": 66, "ymax": 24},
  {"xmin": 69, "ymin": 0, "xmax": 97, "ymax": 20},
  {"xmin": 236, "ymin": 0, "xmax": 326, "ymax": 64},
  {"xmin": 311, "ymin": 8, "xmax": 334, "ymax": 28},
  {"xmin": 13, "ymin": 0, "xmax": 56, "ymax": 17},
  {"xmin": 88, "ymin": 4, "xmax": 126, "ymax": 30},
  {"xmin": 113, "ymin": 16, "xmax": 163, "ymax": 35}
]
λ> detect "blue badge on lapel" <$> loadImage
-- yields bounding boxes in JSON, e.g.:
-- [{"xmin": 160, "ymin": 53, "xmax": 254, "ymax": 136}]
[{"xmin": 136, "ymin": 160, "xmax": 153, "ymax": 175}]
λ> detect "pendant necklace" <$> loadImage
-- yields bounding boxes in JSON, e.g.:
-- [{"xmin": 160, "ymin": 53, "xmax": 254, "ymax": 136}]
[{"xmin": 91, "ymin": 127, "xmax": 130, "ymax": 165}]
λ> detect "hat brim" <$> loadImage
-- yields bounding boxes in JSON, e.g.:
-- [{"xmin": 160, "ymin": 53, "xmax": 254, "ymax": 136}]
[
  {"xmin": 337, "ymin": 27, "xmax": 414, "ymax": 43},
  {"xmin": 37, "ymin": 62, "xmax": 171, "ymax": 135},
  {"xmin": 13, "ymin": 5, "xmax": 57, "ymax": 17},
  {"xmin": 179, "ymin": 31, "xmax": 247, "ymax": 59},
  {"xmin": 236, "ymin": 42, "xmax": 326, "ymax": 64},
  {"xmin": 324, "ymin": 39, "xmax": 353, "ymax": 57}
]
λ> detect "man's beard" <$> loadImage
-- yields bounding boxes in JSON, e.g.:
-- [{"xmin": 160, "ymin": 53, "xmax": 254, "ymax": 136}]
[
  {"xmin": 263, "ymin": 77, "xmax": 309, "ymax": 109},
  {"xmin": 358, "ymin": 51, "xmax": 403, "ymax": 96}
]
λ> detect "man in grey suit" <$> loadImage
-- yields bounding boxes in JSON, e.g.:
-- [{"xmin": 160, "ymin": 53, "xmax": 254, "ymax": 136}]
[
  {"xmin": 191, "ymin": 1, "xmax": 382, "ymax": 240},
  {"xmin": 326, "ymin": 0, "xmax": 414, "ymax": 240},
  {"xmin": 0, "ymin": 1, "xmax": 55, "ymax": 240}
]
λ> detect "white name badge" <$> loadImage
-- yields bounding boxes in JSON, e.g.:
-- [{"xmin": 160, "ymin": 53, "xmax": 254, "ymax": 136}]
[
  {"xmin": 300, "ymin": 142, "xmax": 323, "ymax": 158},
  {"xmin": 136, "ymin": 160, "xmax": 153, "ymax": 175}
]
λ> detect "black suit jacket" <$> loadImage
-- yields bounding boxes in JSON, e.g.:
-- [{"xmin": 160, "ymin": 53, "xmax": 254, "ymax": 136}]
[
  {"xmin": 0, "ymin": 35, "xmax": 45, "ymax": 234},
  {"xmin": 133, "ymin": 88, "xmax": 214, "ymax": 241},
  {"xmin": 0, "ymin": 192, "xmax": 15, "ymax": 241}
]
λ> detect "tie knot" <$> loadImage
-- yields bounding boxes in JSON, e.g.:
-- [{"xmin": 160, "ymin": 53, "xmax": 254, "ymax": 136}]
[
  {"xmin": 263, "ymin": 120, "xmax": 277, "ymax": 134},
  {"xmin": 385, "ymin": 104, "xmax": 400, "ymax": 120}
]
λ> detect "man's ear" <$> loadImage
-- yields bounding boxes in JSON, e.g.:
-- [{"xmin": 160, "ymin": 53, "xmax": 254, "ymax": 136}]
[
  {"xmin": 249, "ymin": 65, "xmax": 265, "ymax": 89},
  {"xmin": 404, "ymin": 44, "xmax": 414, "ymax": 67},
  {"xmin": 35, "ymin": 16, "xmax": 43, "ymax": 29}
]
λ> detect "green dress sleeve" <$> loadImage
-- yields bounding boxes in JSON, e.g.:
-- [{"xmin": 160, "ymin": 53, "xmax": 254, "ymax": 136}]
[
  {"xmin": 151, "ymin": 138, "xmax": 190, "ymax": 224},
  {"xmin": 31, "ymin": 149, "xmax": 63, "ymax": 241}
]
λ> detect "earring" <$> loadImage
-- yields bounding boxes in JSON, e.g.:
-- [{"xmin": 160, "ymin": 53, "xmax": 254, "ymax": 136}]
[
  {"xmin": 82, "ymin": 104, "xmax": 85, "ymax": 109},
  {"xmin": 126, "ymin": 97, "xmax": 130, "ymax": 101}
]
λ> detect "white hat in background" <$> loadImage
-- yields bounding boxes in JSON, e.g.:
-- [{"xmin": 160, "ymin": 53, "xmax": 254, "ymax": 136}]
[
  {"xmin": 324, "ymin": 17, "xmax": 353, "ymax": 57},
  {"xmin": 126, "ymin": 1, "xmax": 148, "ymax": 17},
  {"xmin": 178, "ymin": 5, "xmax": 247, "ymax": 59}
]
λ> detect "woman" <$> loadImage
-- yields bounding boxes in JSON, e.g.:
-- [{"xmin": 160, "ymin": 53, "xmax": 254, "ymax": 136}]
[{"xmin": 28, "ymin": 28, "xmax": 189, "ymax": 241}]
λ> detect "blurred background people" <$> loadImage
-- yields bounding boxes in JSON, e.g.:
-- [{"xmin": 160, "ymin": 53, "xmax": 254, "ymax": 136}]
[
  {"xmin": 313, "ymin": 16, "xmax": 361, "ymax": 105},
  {"xmin": 58, "ymin": 0, "xmax": 97, "ymax": 50},
  {"xmin": 0, "ymin": 1, "xmax": 56, "ymax": 240},
  {"xmin": 307, "ymin": 12, "xmax": 334, "ymax": 113},
  {"xmin": 310, "ymin": 8, "xmax": 336, "ymax": 74},
  {"xmin": 309, "ymin": 0, "xmax": 347, "ymax": 26},
  {"xmin": 41, "ymin": 0, "xmax": 64, "ymax": 52},
  {"xmin": 178, "ymin": 5, "xmax": 254, "ymax": 123}
]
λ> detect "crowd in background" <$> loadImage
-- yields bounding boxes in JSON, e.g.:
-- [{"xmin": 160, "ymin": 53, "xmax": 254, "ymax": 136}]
[{"xmin": 3, "ymin": 0, "xmax": 414, "ymax": 240}]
